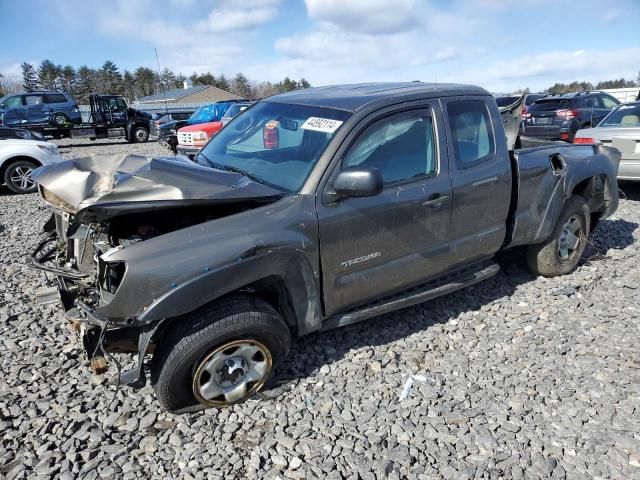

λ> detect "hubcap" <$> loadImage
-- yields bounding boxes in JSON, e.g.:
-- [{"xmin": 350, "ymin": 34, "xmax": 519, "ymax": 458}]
[
  {"xmin": 193, "ymin": 339, "xmax": 272, "ymax": 407},
  {"xmin": 136, "ymin": 129, "xmax": 146, "ymax": 140},
  {"xmin": 9, "ymin": 166, "xmax": 35, "ymax": 191},
  {"xmin": 558, "ymin": 215, "xmax": 582, "ymax": 262}
]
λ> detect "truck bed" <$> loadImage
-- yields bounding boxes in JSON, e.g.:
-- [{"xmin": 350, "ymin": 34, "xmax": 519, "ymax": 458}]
[{"xmin": 507, "ymin": 143, "xmax": 620, "ymax": 248}]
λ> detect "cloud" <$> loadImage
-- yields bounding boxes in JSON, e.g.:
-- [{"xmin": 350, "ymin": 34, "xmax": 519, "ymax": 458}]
[
  {"xmin": 207, "ymin": 6, "xmax": 278, "ymax": 32},
  {"xmin": 603, "ymin": 9, "xmax": 623, "ymax": 23},
  {"xmin": 305, "ymin": 0, "xmax": 421, "ymax": 34},
  {"xmin": 443, "ymin": 48, "xmax": 640, "ymax": 91}
]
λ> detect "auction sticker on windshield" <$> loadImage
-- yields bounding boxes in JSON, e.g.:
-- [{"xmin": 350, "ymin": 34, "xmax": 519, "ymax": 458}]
[{"xmin": 301, "ymin": 117, "xmax": 343, "ymax": 133}]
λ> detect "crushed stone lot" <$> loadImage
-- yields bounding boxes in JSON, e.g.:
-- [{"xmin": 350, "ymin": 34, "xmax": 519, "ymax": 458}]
[{"xmin": 1, "ymin": 138, "xmax": 640, "ymax": 479}]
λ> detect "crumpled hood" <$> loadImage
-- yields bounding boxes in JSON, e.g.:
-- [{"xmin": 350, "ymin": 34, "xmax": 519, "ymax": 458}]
[{"xmin": 32, "ymin": 153, "xmax": 282, "ymax": 219}]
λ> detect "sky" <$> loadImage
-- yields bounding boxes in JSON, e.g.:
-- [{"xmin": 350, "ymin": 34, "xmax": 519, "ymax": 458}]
[{"xmin": 1, "ymin": 0, "xmax": 639, "ymax": 93}]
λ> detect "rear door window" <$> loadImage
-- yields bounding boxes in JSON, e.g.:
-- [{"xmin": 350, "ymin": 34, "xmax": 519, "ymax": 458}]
[
  {"xmin": 24, "ymin": 95, "xmax": 43, "ymax": 105},
  {"xmin": 447, "ymin": 100, "xmax": 495, "ymax": 169},
  {"xmin": 43, "ymin": 93, "xmax": 67, "ymax": 104},
  {"xmin": 600, "ymin": 95, "xmax": 619, "ymax": 109}
]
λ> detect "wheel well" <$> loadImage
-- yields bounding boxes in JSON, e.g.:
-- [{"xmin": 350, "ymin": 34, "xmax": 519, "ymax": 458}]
[
  {"xmin": 571, "ymin": 175, "xmax": 606, "ymax": 229},
  {"xmin": 241, "ymin": 276, "xmax": 298, "ymax": 335},
  {"xmin": 153, "ymin": 275, "xmax": 299, "ymax": 345},
  {"xmin": 0, "ymin": 156, "xmax": 42, "ymax": 182}
]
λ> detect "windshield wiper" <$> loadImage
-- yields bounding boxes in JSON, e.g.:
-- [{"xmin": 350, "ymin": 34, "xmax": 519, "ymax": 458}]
[{"xmin": 205, "ymin": 160, "xmax": 265, "ymax": 185}]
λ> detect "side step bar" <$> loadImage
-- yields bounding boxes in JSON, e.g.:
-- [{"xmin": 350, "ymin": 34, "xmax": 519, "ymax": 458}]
[{"xmin": 322, "ymin": 260, "xmax": 500, "ymax": 331}]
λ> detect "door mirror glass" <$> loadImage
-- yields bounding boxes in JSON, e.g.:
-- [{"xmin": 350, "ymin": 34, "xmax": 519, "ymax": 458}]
[{"xmin": 333, "ymin": 167, "xmax": 383, "ymax": 199}]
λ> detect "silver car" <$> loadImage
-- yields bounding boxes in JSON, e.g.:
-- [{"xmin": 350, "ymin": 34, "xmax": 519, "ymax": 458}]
[{"xmin": 574, "ymin": 102, "xmax": 640, "ymax": 180}]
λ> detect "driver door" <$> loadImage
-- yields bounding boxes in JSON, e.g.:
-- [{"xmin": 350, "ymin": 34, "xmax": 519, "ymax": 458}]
[{"xmin": 317, "ymin": 106, "xmax": 453, "ymax": 316}]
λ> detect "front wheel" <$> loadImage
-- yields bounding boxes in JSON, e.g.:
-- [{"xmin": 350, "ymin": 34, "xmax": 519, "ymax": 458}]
[
  {"xmin": 4, "ymin": 159, "xmax": 38, "ymax": 194},
  {"xmin": 151, "ymin": 296, "xmax": 291, "ymax": 413},
  {"xmin": 526, "ymin": 195, "xmax": 590, "ymax": 277}
]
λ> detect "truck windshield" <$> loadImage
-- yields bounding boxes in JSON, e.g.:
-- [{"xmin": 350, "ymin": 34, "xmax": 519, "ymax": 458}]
[
  {"xmin": 197, "ymin": 101, "xmax": 350, "ymax": 192},
  {"xmin": 600, "ymin": 104, "xmax": 640, "ymax": 127}
]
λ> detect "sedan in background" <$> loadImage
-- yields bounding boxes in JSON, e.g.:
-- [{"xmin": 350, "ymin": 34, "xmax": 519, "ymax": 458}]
[
  {"xmin": 574, "ymin": 101, "xmax": 640, "ymax": 180},
  {"xmin": 0, "ymin": 138, "xmax": 64, "ymax": 193}
]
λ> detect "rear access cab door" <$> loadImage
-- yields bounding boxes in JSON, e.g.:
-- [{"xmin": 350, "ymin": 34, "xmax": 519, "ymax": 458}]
[{"xmin": 440, "ymin": 96, "xmax": 512, "ymax": 266}]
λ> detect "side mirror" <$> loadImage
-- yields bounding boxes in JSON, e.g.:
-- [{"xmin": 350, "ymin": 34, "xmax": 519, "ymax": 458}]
[{"xmin": 332, "ymin": 167, "xmax": 383, "ymax": 199}]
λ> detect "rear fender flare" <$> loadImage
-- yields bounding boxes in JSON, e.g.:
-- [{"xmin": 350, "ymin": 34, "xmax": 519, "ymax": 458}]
[{"xmin": 137, "ymin": 249, "xmax": 322, "ymax": 336}]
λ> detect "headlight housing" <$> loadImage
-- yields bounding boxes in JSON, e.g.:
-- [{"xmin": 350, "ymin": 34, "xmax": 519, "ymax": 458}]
[
  {"xmin": 191, "ymin": 131, "xmax": 208, "ymax": 143},
  {"xmin": 37, "ymin": 144, "xmax": 59, "ymax": 156},
  {"xmin": 41, "ymin": 187, "xmax": 77, "ymax": 213}
]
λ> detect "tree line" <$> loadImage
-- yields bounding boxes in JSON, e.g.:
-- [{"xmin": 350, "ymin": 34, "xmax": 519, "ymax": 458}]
[
  {"xmin": 514, "ymin": 72, "xmax": 640, "ymax": 95},
  {"xmin": 2, "ymin": 59, "xmax": 311, "ymax": 103}
]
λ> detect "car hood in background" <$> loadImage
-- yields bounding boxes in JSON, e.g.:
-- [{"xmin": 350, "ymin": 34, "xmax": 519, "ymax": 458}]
[{"xmin": 31, "ymin": 153, "xmax": 283, "ymax": 221}]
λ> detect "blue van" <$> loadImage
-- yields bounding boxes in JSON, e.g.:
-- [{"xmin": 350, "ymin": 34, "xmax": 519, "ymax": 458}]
[{"xmin": 0, "ymin": 91, "xmax": 81, "ymax": 127}]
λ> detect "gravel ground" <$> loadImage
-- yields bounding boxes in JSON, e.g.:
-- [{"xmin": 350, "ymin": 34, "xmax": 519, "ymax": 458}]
[{"xmin": 1, "ymin": 138, "xmax": 640, "ymax": 479}]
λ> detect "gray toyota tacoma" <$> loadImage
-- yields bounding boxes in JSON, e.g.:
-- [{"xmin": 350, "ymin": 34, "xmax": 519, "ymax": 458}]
[{"xmin": 30, "ymin": 83, "xmax": 620, "ymax": 412}]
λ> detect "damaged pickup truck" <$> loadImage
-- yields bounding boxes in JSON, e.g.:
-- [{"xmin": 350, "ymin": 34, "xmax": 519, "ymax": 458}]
[{"xmin": 30, "ymin": 83, "xmax": 620, "ymax": 413}]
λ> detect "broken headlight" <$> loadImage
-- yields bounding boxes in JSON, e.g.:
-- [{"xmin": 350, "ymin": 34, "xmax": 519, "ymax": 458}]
[{"xmin": 41, "ymin": 187, "xmax": 77, "ymax": 214}]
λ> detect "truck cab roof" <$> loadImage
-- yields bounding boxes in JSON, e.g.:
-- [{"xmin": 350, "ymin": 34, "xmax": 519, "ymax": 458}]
[{"xmin": 266, "ymin": 82, "xmax": 490, "ymax": 112}]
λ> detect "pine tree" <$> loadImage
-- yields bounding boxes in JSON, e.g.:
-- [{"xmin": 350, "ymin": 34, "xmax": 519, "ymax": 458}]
[
  {"xmin": 215, "ymin": 74, "xmax": 230, "ymax": 92},
  {"xmin": 60, "ymin": 65, "xmax": 76, "ymax": 94},
  {"xmin": 231, "ymin": 73, "xmax": 251, "ymax": 97},
  {"xmin": 75, "ymin": 66, "xmax": 96, "ymax": 103},
  {"xmin": 298, "ymin": 78, "xmax": 311, "ymax": 89},
  {"xmin": 100, "ymin": 60, "xmax": 122, "ymax": 94},
  {"xmin": 134, "ymin": 67, "xmax": 157, "ymax": 97},
  {"xmin": 38, "ymin": 60, "xmax": 61, "ymax": 90},
  {"xmin": 21, "ymin": 62, "xmax": 38, "ymax": 92},
  {"xmin": 122, "ymin": 70, "xmax": 136, "ymax": 101}
]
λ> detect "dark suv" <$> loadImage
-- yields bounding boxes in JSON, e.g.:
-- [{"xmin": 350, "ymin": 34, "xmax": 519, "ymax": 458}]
[
  {"xmin": 522, "ymin": 91, "xmax": 620, "ymax": 142},
  {"xmin": 0, "ymin": 91, "xmax": 81, "ymax": 127}
]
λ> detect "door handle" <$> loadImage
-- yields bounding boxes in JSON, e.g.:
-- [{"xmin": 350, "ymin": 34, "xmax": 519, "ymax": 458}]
[{"xmin": 422, "ymin": 195, "xmax": 449, "ymax": 208}]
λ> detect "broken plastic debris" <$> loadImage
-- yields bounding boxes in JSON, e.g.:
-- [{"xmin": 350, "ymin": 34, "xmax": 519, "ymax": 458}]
[{"xmin": 399, "ymin": 374, "xmax": 427, "ymax": 401}]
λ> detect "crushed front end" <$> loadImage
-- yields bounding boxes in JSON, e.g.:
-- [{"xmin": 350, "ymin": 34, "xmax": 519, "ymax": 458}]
[{"xmin": 31, "ymin": 205, "xmax": 156, "ymax": 387}]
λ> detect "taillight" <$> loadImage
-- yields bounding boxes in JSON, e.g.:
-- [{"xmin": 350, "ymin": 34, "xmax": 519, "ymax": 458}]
[
  {"xmin": 263, "ymin": 121, "xmax": 279, "ymax": 149},
  {"xmin": 556, "ymin": 109, "xmax": 578, "ymax": 120},
  {"xmin": 573, "ymin": 137, "xmax": 594, "ymax": 144}
]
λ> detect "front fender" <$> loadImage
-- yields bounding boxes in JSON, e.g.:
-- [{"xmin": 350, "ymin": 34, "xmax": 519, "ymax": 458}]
[{"xmin": 137, "ymin": 249, "xmax": 322, "ymax": 335}]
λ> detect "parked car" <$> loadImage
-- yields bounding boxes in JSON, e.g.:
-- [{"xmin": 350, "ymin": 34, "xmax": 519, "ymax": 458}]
[
  {"xmin": 523, "ymin": 91, "xmax": 620, "ymax": 142},
  {"xmin": 220, "ymin": 102, "xmax": 253, "ymax": 128},
  {"xmin": 31, "ymin": 82, "xmax": 619, "ymax": 412},
  {"xmin": 176, "ymin": 101, "xmax": 239, "ymax": 158},
  {"xmin": 0, "ymin": 126, "xmax": 45, "ymax": 141},
  {"xmin": 574, "ymin": 101, "xmax": 640, "ymax": 180},
  {"xmin": 149, "ymin": 110, "xmax": 195, "ymax": 147},
  {"xmin": 0, "ymin": 138, "xmax": 63, "ymax": 193},
  {"xmin": 0, "ymin": 91, "xmax": 81, "ymax": 127}
]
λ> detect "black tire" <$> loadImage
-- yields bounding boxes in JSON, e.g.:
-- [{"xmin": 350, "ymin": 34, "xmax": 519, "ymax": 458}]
[
  {"xmin": 151, "ymin": 296, "xmax": 291, "ymax": 413},
  {"xmin": 526, "ymin": 195, "xmax": 590, "ymax": 277},
  {"xmin": 3, "ymin": 159, "xmax": 39, "ymax": 194},
  {"xmin": 132, "ymin": 126, "xmax": 149, "ymax": 143},
  {"xmin": 52, "ymin": 113, "xmax": 68, "ymax": 125}
]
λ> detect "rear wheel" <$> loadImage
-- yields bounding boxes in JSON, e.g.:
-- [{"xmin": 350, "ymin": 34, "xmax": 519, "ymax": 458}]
[
  {"xmin": 151, "ymin": 296, "xmax": 291, "ymax": 413},
  {"xmin": 526, "ymin": 195, "xmax": 590, "ymax": 277},
  {"xmin": 4, "ymin": 159, "xmax": 38, "ymax": 194},
  {"xmin": 52, "ymin": 113, "xmax": 68, "ymax": 125},
  {"xmin": 132, "ymin": 126, "xmax": 149, "ymax": 143}
]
